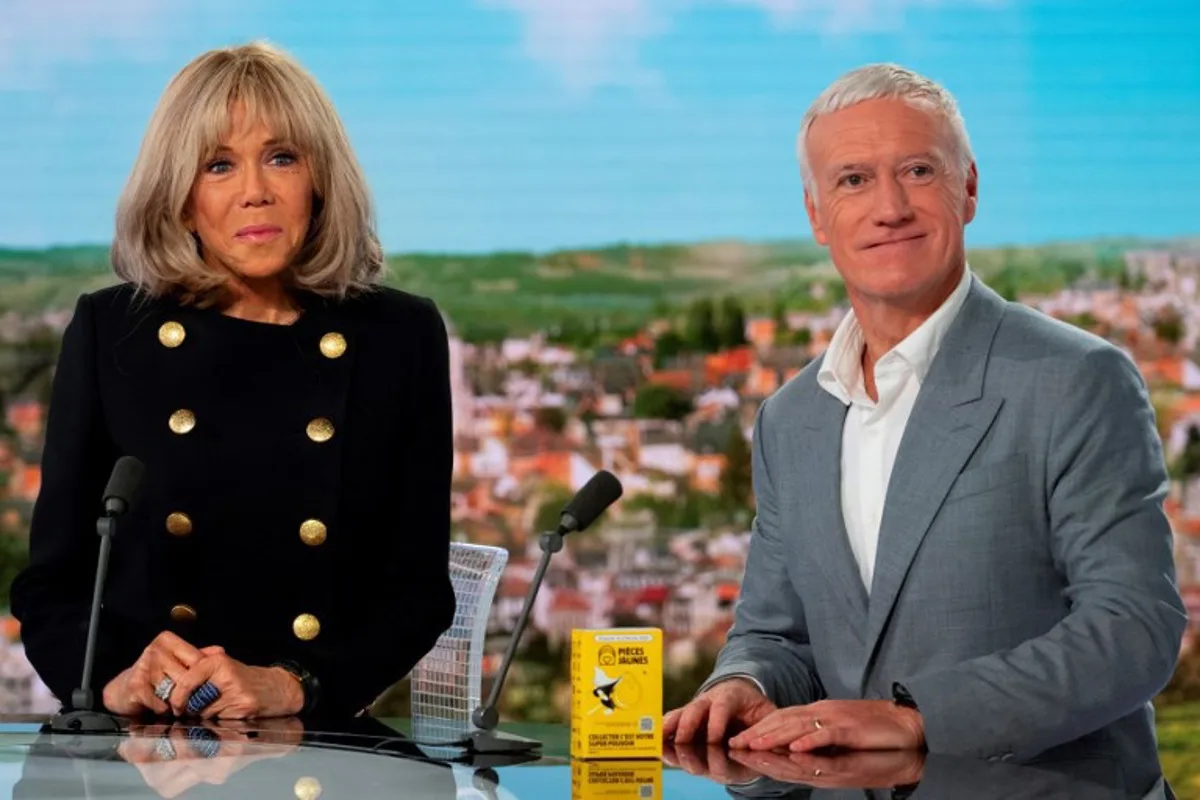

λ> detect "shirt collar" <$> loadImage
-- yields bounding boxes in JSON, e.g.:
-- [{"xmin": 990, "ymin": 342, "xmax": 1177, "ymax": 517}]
[{"xmin": 817, "ymin": 266, "xmax": 973, "ymax": 405}]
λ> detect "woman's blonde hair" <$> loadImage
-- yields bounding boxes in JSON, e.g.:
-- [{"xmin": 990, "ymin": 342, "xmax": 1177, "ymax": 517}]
[{"xmin": 111, "ymin": 40, "xmax": 383, "ymax": 303}]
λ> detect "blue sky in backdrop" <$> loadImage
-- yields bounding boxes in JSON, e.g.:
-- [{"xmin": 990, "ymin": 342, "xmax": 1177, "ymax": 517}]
[{"xmin": 0, "ymin": 0, "xmax": 1197, "ymax": 253}]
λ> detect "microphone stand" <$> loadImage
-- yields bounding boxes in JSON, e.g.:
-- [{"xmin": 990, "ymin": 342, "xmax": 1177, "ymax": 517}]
[
  {"xmin": 417, "ymin": 470, "xmax": 621, "ymax": 756},
  {"xmin": 48, "ymin": 512, "xmax": 128, "ymax": 733},
  {"xmin": 459, "ymin": 530, "xmax": 567, "ymax": 755}
]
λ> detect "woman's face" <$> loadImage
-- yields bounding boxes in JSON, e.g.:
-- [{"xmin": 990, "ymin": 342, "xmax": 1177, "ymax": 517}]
[{"xmin": 185, "ymin": 105, "xmax": 313, "ymax": 283}]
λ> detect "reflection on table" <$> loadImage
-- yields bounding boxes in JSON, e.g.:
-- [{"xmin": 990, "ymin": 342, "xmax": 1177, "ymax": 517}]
[
  {"xmin": 7, "ymin": 716, "xmax": 506, "ymax": 800},
  {"xmin": 662, "ymin": 737, "xmax": 1132, "ymax": 799},
  {"xmin": 0, "ymin": 716, "xmax": 1143, "ymax": 799}
]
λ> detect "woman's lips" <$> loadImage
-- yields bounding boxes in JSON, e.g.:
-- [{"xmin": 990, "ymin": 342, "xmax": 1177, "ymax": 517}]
[{"xmin": 235, "ymin": 225, "xmax": 282, "ymax": 242}]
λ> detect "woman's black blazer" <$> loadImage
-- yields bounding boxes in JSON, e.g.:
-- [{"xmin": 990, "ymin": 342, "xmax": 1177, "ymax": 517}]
[{"xmin": 11, "ymin": 282, "xmax": 456, "ymax": 716}]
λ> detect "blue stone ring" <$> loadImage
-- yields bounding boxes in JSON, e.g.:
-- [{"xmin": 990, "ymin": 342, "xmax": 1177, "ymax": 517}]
[
  {"xmin": 186, "ymin": 726, "xmax": 221, "ymax": 759},
  {"xmin": 185, "ymin": 682, "xmax": 220, "ymax": 715}
]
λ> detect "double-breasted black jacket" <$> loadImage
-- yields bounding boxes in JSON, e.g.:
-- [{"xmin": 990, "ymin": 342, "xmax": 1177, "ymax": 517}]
[{"xmin": 11, "ymin": 282, "xmax": 455, "ymax": 717}]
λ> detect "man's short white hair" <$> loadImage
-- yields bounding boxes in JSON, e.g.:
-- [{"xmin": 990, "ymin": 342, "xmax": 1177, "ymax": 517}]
[{"xmin": 797, "ymin": 63, "xmax": 974, "ymax": 197}]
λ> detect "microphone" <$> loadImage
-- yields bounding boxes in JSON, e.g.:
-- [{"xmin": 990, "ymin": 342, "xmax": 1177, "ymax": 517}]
[
  {"xmin": 49, "ymin": 456, "xmax": 146, "ymax": 734},
  {"xmin": 557, "ymin": 469, "xmax": 623, "ymax": 536},
  {"xmin": 451, "ymin": 471, "xmax": 623, "ymax": 755},
  {"xmin": 102, "ymin": 456, "xmax": 144, "ymax": 517}
]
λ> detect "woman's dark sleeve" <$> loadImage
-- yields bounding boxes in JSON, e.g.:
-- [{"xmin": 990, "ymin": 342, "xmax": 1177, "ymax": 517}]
[
  {"xmin": 302, "ymin": 296, "xmax": 456, "ymax": 717},
  {"xmin": 10, "ymin": 293, "xmax": 124, "ymax": 707}
]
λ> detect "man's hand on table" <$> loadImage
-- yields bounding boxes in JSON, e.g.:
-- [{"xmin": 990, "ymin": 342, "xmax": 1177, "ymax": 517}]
[
  {"xmin": 727, "ymin": 748, "xmax": 925, "ymax": 789},
  {"xmin": 664, "ymin": 677, "xmax": 778, "ymax": 743},
  {"xmin": 728, "ymin": 699, "xmax": 925, "ymax": 752}
]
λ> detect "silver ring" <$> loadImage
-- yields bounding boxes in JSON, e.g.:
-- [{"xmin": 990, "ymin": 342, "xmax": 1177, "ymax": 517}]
[
  {"xmin": 813, "ymin": 718, "xmax": 823, "ymax": 730},
  {"xmin": 153, "ymin": 676, "xmax": 176, "ymax": 702},
  {"xmin": 154, "ymin": 736, "xmax": 176, "ymax": 761}
]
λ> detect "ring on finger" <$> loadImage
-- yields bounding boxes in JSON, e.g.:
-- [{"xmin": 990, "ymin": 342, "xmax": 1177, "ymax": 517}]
[
  {"xmin": 186, "ymin": 682, "xmax": 221, "ymax": 715},
  {"xmin": 153, "ymin": 736, "xmax": 176, "ymax": 762},
  {"xmin": 153, "ymin": 676, "xmax": 176, "ymax": 702},
  {"xmin": 812, "ymin": 717, "xmax": 823, "ymax": 730}
]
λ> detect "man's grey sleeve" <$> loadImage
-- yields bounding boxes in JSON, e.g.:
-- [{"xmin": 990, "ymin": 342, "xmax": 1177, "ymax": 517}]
[
  {"xmin": 900, "ymin": 347, "xmax": 1188, "ymax": 760},
  {"xmin": 697, "ymin": 672, "xmax": 768, "ymax": 698},
  {"xmin": 698, "ymin": 401, "xmax": 826, "ymax": 708}
]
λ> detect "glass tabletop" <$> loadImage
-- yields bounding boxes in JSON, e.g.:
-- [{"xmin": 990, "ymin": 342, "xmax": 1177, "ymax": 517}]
[{"xmin": 0, "ymin": 715, "xmax": 1129, "ymax": 799}]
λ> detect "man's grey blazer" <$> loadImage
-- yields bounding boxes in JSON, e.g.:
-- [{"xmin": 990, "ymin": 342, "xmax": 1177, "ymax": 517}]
[{"xmin": 706, "ymin": 275, "xmax": 1188, "ymax": 797}]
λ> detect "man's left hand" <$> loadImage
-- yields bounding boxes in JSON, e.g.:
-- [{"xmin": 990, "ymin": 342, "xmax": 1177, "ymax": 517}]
[
  {"xmin": 168, "ymin": 653, "xmax": 304, "ymax": 719},
  {"xmin": 727, "ymin": 748, "xmax": 925, "ymax": 789},
  {"xmin": 728, "ymin": 700, "xmax": 924, "ymax": 752},
  {"xmin": 662, "ymin": 739, "xmax": 761, "ymax": 786}
]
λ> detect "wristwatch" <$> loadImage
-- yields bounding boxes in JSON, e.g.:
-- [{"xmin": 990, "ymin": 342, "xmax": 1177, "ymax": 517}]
[
  {"xmin": 271, "ymin": 660, "xmax": 321, "ymax": 716},
  {"xmin": 891, "ymin": 681, "xmax": 919, "ymax": 710},
  {"xmin": 890, "ymin": 682, "xmax": 923, "ymax": 799}
]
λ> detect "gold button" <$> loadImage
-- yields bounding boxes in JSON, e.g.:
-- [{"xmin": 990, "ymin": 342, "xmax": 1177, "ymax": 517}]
[
  {"xmin": 319, "ymin": 332, "xmax": 347, "ymax": 359},
  {"xmin": 292, "ymin": 613, "xmax": 320, "ymax": 641},
  {"xmin": 170, "ymin": 604, "xmax": 197, "ymax": 623},
  {"xmin": 158, "ymin": 321, "xmax": 186, "ymax": 348},
  {"xmin": 294, "ymin": 777, "xmax": 323, "ymax": 800},
  {"xmin": 165, "ymin": 512, "xmax": 193, "ymax": 537},
  {"xmin": 169, "ymin": 409, "xmax": 196, "ymax": 434},
  {"xmin": 306, "ymin": 418, "xmax": 334, "ymax": 442},
  {"xmin": 299, "ymin": 519, "xmax": 327, "ymax": 546}
]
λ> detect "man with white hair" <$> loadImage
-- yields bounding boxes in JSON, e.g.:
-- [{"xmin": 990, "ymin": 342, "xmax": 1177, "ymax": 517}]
[{"xmin": 664, "ymin": 64, "xmax": 1185, "ymax": 797}]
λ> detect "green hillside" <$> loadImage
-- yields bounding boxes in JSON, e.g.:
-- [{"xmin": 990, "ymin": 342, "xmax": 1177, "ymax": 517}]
[{"xmin": 0, "ymin": 237, "xmax": 1183, "ymax": 339}]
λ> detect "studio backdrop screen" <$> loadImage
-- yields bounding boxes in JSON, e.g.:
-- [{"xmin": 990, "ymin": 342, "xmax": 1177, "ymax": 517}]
[{"xmin": 0, "ymin": 0, "xmax": 1198, "ymax": 776}]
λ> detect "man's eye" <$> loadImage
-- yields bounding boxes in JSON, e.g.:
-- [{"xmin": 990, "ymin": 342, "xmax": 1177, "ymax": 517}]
[
  {"xmin": 841, "ymin": 174, "xmax": 866, "ymax": 187},
  {"xmin": 909, "ymin": 165, "xmax": 933, "ymax": 177}
]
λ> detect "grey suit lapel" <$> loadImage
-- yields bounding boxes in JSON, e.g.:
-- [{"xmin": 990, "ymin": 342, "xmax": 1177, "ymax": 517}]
[
  {"xmin": 863, "ymin": 276, "xmax": 1008, "ymax": 665},
  {"xmin": 801, "ymin": 389, "xmax": 869, "ymax": 637}
]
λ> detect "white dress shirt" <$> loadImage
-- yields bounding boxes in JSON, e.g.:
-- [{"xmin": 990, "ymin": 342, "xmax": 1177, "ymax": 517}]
[{"xmin": 816, "ymin": 267, "xmax": 973, "ymax": 594}]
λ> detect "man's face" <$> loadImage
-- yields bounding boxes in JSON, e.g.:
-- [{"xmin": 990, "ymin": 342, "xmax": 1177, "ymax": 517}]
[{"xmin": 803, "ymin": 98, "xmax": 977, "ymax": 306}]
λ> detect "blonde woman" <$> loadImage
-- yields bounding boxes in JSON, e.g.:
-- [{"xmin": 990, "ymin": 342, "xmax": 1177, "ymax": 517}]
[{"xmin": 11, "ymin": 42, "xmax": 455, "ymax": 720}]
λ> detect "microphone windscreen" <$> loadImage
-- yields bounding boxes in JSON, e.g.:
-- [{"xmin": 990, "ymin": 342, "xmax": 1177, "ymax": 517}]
[
  {"xmin": 561, "ymin": 470, "xmax": 623, "ymax": 533},
  {"xmin": 103, "ymin": 455, "xmax": 145, "ymax": 510}
]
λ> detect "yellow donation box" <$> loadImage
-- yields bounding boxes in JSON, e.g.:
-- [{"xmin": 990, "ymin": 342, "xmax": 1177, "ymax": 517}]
[{"xmin": 570, "ymin": 628, "xmax": 663, "ymax": 760}]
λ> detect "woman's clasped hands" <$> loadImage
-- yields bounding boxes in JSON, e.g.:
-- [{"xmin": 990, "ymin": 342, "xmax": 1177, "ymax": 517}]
[{"xmin": 102, "ymin": 632, "xmax": 303, "ymax": 719}]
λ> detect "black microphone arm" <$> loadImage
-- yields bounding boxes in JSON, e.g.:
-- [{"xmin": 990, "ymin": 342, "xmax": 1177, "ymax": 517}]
[
  {"xmin": 49, "ymin": 455, "xmax": 145, "ymax": 734},
  {"xmin": 452, "ymin": 470, "xmax": 623, "ymax": 755}
]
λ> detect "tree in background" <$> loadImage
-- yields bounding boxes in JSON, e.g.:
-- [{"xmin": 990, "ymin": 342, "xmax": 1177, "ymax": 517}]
[
  {"xmin": 460, "ymin": 321, "xmax": 510, "ymax": 345},
  {"xmin": 0, "ymin": 531, "xmax": 28, "ymax": 610},
  {"xmin": 717, "ymin": 296, "xmax": 747, "ymax": 350},
  {"xmin": 686, "ymin": 298, "xmax": 720, "ymax": 354},
  {"xmin": 771, "ymin": 298, "xmax": 787, "ymax": 332},
  {"xmin": 720, "ymin": 423, "xmax": 753, "ymax": 518},
  {"xmin": 625, "ymin": 485, "xmax": 727, "ymax": 530},
  {"xmin": 653, "ymin": 329, "xmax": 686, "ymax": 368},
  {"xmin": 1154, "ymin": 308, "xmax": 1186, "ymax": 347},
  {"xmin": 533, "ymin": 406, "xmax": 567, "ymax": 434},
  {"xmin": 633, "ymin": 384, "xmax": 693, "ymax": 422},
  {"xmin": 777, "ymin": 326, "xmax": 812, "ymax": 348},
  {"xmin": 534, "ymin": 483, "xmax": 576, "ymax": 534},
  {"xmin": 1172, "ymin": 425, "xmax": 1200, "ymax": 510},
  {"xmin": 1063, "ymin": 312, "xmax": 1098, "ymax": 332}
]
